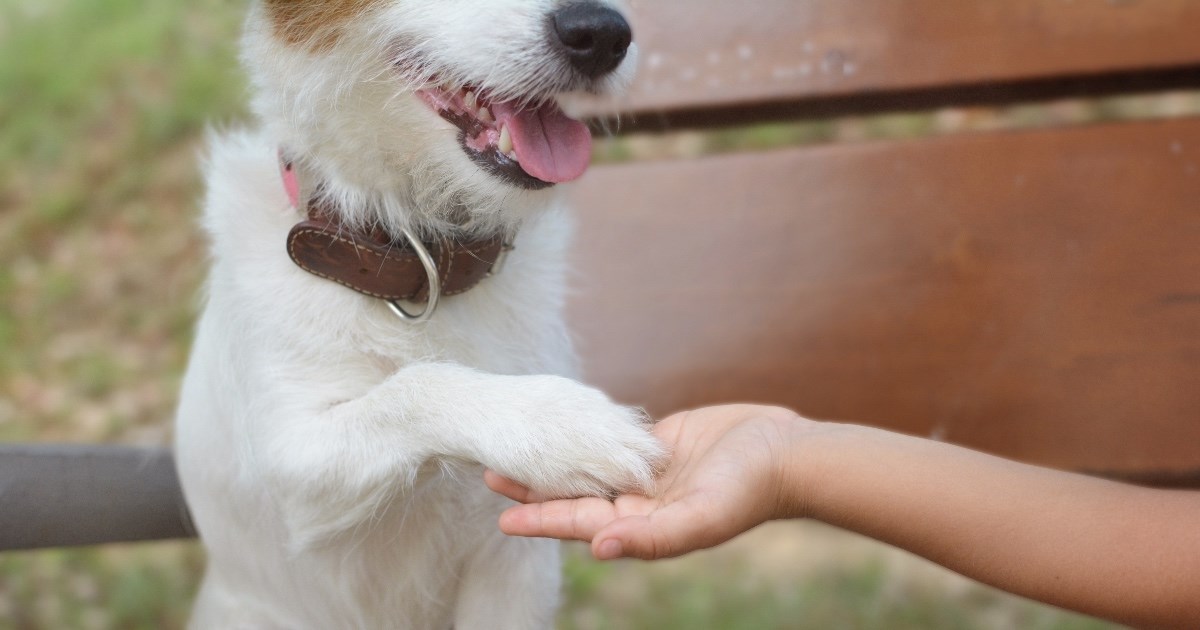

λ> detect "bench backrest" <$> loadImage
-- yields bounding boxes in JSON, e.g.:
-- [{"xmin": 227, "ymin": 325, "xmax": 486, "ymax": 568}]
[{"xmin": 567, "ymin": 0, "xmax": 1200, "ymax": 483}]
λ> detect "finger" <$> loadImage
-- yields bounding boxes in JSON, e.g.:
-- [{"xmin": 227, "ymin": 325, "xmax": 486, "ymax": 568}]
[
  {"xmin": 591, "ymin": 499, "xmax": 716, "ymax": 561},
  {"xmin": 498, "ymin": 497, "xmax": 622, "ymax": 542},
  {"xmin": 483, "ymin": 470, "xmax": 548, "ymax": 504},
  {"xmin": 651, "ymin": 411, "xmax": 689, "ymax": 444}
]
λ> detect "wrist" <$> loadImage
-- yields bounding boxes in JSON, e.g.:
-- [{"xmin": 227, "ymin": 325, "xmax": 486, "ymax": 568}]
[{"xmin": 772, "ymin": 415, "xmax": 866, "ymax": 521}]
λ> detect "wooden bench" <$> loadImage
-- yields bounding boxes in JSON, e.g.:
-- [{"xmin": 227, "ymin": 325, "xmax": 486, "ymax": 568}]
[
  {"xmin": 3, "ymin": 0, "xmax": 1199, "ymax": 551},
  {"xmin": 566, "ymin": 0, "xmax": 1200, "ymax": 483}
]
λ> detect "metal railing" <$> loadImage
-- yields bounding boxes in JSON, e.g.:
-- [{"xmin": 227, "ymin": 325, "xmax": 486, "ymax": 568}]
[{"xmin": 0, "ymin": 444, "xmax": 194, "ymax": 550}]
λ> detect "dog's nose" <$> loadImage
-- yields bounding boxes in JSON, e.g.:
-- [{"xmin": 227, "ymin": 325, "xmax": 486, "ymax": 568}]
[{"xmin": 550, "ymin": 3, "xmax": 632, "ymax": 79}]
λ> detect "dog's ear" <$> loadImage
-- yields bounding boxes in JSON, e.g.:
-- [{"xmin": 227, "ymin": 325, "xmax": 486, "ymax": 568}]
[{"xmin": 262, "ymin": 0, "xmax": 384, "ymax": 52}]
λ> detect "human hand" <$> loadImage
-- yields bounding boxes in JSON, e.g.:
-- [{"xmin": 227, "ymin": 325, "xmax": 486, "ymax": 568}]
[{"xmin": 486, "ymin": 404, "xmax": 809, "ymax": 560}]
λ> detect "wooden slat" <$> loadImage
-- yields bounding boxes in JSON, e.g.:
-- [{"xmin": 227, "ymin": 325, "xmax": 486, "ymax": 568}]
[
  {"xmin": 0, "ymin": 445, "xmax": 194, "ymax": 550},
  {"xmin": 567, "ymin": 117, "xmax": 1200, "ymax": 475},
  {"xmin": 581, "ymin": 0, "xmax": 1200, "ymax": 121}
]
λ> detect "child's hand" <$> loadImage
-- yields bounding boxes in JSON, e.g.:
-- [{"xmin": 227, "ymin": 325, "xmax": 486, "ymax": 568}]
[
  {"xmin": 486, "ymin": 404, "xmax": 807, "ymax": 560},
  {"xmin": 491, "ymin": 404, "xmax": 1200, "ymax": 627}
]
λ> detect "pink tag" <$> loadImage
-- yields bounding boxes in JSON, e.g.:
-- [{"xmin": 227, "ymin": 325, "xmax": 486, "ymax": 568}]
[{"xmin": 278, "ymin": 150, "xmax": 300, "ymax": 209}]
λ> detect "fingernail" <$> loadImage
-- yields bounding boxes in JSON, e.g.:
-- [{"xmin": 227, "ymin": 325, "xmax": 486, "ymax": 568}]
[
  {"xmin": 596, "ymin": 539, "xmax": 623, "ymax": 560},
  {"xmin": 498, "ymin": 509, "xmax": 518, "ymax": 533}
]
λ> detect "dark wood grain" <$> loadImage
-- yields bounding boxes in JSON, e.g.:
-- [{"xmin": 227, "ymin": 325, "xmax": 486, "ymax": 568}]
[
  {"xmin": 568, "ymin": 117, "xmax": 1200, "ymax": 474},
  {"xmin": 577, "ymin": 0, "xmax": 1200, "ymax": 120}
]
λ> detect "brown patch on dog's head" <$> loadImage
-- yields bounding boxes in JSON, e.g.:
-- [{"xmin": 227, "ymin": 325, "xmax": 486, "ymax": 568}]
[{"xmin": 264, "ymin": 0, "xmax": 385, "ymax": 52}]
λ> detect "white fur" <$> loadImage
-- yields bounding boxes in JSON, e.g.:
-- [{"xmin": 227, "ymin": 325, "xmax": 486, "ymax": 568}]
[{"xmin": 175, "ymin": 1, "xmax": 659, "ymax": 627}]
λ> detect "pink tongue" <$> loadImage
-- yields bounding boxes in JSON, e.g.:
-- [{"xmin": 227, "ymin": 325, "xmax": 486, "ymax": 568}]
[{"xmin": 492, "ymin": 101, "xmax": 592, "ymax": 184}]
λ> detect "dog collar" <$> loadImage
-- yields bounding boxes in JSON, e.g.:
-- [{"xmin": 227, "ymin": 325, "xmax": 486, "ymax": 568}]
[{"xmin": 280, "ymin": 152, "xmax": 512, "ymax": 323}]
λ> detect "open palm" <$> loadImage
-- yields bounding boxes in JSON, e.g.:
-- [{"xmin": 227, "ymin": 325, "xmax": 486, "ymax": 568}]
[{"xmin": 487, "ymin": 405, "xmax": 801, "ymax": 560}]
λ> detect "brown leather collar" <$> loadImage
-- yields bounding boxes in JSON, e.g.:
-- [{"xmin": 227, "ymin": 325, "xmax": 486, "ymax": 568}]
[{"xmin": 286, "ymin": 203, "xmax": 511, "ymax": 304}]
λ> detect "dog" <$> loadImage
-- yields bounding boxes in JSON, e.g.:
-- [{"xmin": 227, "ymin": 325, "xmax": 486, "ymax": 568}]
[{"xmin": 174, "ymin": 1, "xmax": 663, "ymax": 627}]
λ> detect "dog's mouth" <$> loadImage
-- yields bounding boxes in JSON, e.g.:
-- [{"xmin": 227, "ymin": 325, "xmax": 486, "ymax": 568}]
[{"xmin": 416, "ymin": 85, "xmax": 592, "ymax": 190}]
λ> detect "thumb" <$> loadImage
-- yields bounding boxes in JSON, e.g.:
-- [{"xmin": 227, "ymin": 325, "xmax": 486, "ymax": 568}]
[{"xmin": 590, "ymin": 500, "xmax": 712, "ymax": 561}]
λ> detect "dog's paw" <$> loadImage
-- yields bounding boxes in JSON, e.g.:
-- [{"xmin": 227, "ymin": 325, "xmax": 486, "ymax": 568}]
[{"xmin": 487, "ymin": 376, "xmax": 666, "ymax": 500}]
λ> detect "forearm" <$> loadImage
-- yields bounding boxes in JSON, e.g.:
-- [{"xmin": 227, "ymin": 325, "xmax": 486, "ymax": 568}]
[{"xmin": 784, "ymin": 421, "xmax": 1200, "ymax": 628}]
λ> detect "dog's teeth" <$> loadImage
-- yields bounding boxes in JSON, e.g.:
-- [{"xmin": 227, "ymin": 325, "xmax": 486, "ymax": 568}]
[
  {"xmin": 478, "ymin": 107, "xmax": 493, "ymax": 124},
  {"xmin": 465, "ymin": 91, "xmax": 478, "ymax": 110},
  {"xmin": 498, "ymin": 125, "xmax": 513, "ymax": 154}
]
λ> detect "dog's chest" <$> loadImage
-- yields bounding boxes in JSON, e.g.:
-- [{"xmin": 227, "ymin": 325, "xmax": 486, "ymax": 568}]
[
  {"xmin": 355, "ymin": 302, "xmax": 571, "ymax": 378},
  {"xmin": 340, "ymin": 255, "xmax": 577, "ymax": 377}
]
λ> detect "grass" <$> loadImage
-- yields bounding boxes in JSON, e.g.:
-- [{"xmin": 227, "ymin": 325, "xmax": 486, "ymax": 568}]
[
  {"xmin": 1, "ymin": 1, "xmax": 242, "ymax": 626},
  {"xmin": 0, "ymin": 0, "xmax": 1182, "ymax": 626},
  {"xmin": 0, "ymin": 0, "xmax": 245, "ymax": 446},
  {"xmin": 558, "ymin": 522, "xmax": 1120, "ymax": 630}
]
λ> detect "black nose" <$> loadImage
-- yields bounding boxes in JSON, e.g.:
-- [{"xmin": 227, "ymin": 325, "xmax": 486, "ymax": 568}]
[{"xmin": 550, "ymin": 3, "xmax": 632, "ymax": 79}]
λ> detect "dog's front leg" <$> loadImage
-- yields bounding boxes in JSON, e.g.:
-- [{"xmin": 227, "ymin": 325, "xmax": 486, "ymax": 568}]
[
  {"xmin": 454, "ymin": 532, "xmax": 562, "ymax": 630},
  {"xmin": 259, "ymin": 362, "xmax": 664, "ymax": 548}
]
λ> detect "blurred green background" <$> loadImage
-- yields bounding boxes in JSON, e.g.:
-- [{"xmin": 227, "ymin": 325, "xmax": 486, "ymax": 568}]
[{"xmin": 5, "ymin": 0, "xmax": 1197, "ymax": 627}]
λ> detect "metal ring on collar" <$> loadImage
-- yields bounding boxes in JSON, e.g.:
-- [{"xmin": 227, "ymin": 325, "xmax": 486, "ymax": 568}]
[{"xmin": 386, "ymin": 228, "xmax": 441, "ymax": 323}]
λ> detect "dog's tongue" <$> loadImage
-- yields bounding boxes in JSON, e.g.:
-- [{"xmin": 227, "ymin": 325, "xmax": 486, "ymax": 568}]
[{"xmin": 492, "ymin": 101, "xmax": 592, "ymax": 184}]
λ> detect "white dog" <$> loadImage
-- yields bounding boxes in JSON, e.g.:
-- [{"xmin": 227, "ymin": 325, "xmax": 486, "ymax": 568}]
[{"xmin": 174, "ymin": 1, "xmax": 663, "ymax": 627}]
